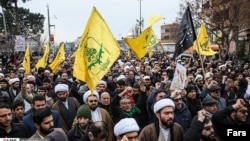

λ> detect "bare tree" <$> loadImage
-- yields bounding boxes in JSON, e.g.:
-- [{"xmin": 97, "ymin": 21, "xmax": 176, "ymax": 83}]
[{"xmin": 177, "ymin": 0, "xmax": 250, "ymax": 61}]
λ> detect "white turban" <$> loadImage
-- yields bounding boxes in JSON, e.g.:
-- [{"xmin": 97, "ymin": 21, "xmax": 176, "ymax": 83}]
[
  {"xmin": 8, "ymin": 78, "xmax": 20, "ymax": 85},
  {"xmin": 205, "ymin": 72, "xmax": 212, "ymax": 79},
  {"xmin": 54, "ymin": 84, "xmax": 69, "ymax": 93},
  {"xmin": 219, "ymin": 64, "xmax": 227, "ymax": 69},
  {"xmin": 45, "ymin": 70, "xmax": 50, "ymax": 73},
  {"xmin": 0, "ymin": 73, "xmax": 4, "ymax": 77},
  {"xmin": 83, "ymin": 90, "xmax": 99, "ymax": 103},
  {"xmin": 117, "ymin": 75, "xmax": 126, "ymax": 81},
  {"xmin": 19, "ymin": 67, "xmax": 25, "ymax": 71},
  {"xmin": 124, "ymin": 65, "xmax": 130, "ymax": 72},
  {"xmin": 27, "ymin": 75, "xmax": 36, "ymax": 80},
  {"xmin": 194, "ymin": 74, "xmax": 203, "ymax": 82},
  {"xmin": 153, "ymin": 98, "xmax": 175, "ymax": 114},
  {"xmin": 114, "ymin": 118, "xmax": 139, "ymax": 136},
  {"xmin": 96, "ymin": 80, "xmax": 107, "ymax": 87}
]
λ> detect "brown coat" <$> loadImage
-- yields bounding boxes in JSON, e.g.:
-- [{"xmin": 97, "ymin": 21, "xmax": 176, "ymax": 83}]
[
  {"xmin": 139, "ymin": 122, "xmax": 184, "ymax": 141},
  {"xmin": 99, "ymin": 107, "xmax": 114, "ymax": 141}
]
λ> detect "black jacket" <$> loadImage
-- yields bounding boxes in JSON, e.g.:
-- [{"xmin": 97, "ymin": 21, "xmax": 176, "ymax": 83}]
[
  {"xmin": 184, "ymin": 119, "xmax": 221, "ymax": 141},
  {"xmin": 67, "ymin": 124, "xmax": 87, "ymax": 141},
  {"xmin": 0, "ymin": 122, "xmax": 30, "ymax": 138}
]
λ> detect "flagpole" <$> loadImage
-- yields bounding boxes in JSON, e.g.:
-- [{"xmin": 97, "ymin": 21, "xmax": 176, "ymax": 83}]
[
  {"xmin": 195, "ymin": 41, "xmax": 207, "ymax": 85},
  {"xmin": 158, "ymin": 42, "xmax": 165, "ymax": 53}
]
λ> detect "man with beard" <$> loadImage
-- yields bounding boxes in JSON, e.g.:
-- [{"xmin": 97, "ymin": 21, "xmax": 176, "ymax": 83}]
[
  {"xmin": 8, "ymin": 78, "xmax": 21, "ymax": 103},
  {"xmin": 184, "ymin": 110, "xmax": 221, "ymax": 141},
  {"xmin": 83, "ymin": 90, "xmax": 114, "ymax": 141},
  {"xmin": 0, "ymin": 103, "xmax": 29, "ymax": 138},
  {"xmin": 212, "ymin": 98, "xmax": 249, "ymax": 140},
  {"xmin": 52, "ymin": 83, "xmax": 80, "ymax": 133},
  {"xmin": 193, "ymin": 74, "xmax": 204, "ymax": 96},
  {"xmin": 114, "ymin": 118, "xmax": 140, "ymax": 141},
  {"xmin": 67, "ymin": 104, "xmax": 92, "ymax": 141},
  {"xmin": 29, "ymin": 107, "xmax": 66, "ymax": 139},
  {"xmin": 23, "ymin": 95, "xmax": 62, "ymax": 136},
  {"xmin": 171, "ymin": 91, "xmax": 192, "ymax": 133},
  {"xmin": 138, "ymin": 98, "xmax": 184, "ymax": 141}
]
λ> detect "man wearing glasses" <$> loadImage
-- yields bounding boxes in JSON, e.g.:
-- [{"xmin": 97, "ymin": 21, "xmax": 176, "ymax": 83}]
[
  {"xmin": 171, "ymin": 91, "xmax": 191, "ymax": 133},
  {"xmin": 83, "ymin": 90, "xmax": 114, "ymax": 141},
  {"xmin": 209, "ymin": 85, "xmax": 227, "ymax": 111}
]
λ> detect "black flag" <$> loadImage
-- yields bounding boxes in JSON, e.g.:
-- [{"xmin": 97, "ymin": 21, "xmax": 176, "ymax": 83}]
[{"xmin": 173, "ymin": 6, "xmax": 196, "ymax": 59}]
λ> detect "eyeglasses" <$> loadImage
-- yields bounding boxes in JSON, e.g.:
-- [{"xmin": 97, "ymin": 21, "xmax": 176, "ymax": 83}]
[
  {"xmin": 203, "ymin": 125, "xmax": 214, "ymax": 131},
  {"xmin": 89, "ymin": 100, "xmax": 98, "ymax": 103},
  {"xmin": 174, "ymin": 98, "xmax": 182, "ymax": 102}
]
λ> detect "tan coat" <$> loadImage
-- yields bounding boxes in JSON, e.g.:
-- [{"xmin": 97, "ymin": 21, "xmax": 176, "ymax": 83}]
[
  {"xmin": 29, "ymin": 131, "xmax": 43, "ymax": 140},
  {"xmin": 99, "ymin": 107, "xmax": 114, "ymax": 141}
]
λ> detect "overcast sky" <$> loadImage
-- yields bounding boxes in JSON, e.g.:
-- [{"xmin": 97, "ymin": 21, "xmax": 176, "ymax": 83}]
[{"xmin": 18, "ymin": 0, "xmax": 182, "ymax": 44}]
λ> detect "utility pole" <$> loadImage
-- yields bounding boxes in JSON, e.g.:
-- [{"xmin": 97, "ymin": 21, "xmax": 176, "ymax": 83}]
[
  {"xmin": 139, "ymin": 0, "xmax": 142, "ymax": 34},
  {"xmin": 47, "ymin": 4, "xmax": 55, "ymax": 54},
  {"xmin": 136, "ymin": 0, "xmax": 144, "ymax": 36}
]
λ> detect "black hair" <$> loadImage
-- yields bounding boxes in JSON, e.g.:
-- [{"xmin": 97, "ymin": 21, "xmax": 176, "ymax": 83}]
[
  {"xmin": 88, "ymin": 121, "xmax": 109, "ymax": 139},
  {"xmin": 43, "ymin": 78, "xmax": 51, "ymax": 83},
  {"xmin": 116, "ymin": 79, "xmax": 126, "ymax": 86},
  {"xmin": 32, "ymin": 95, "xmax": 46, "ymax": 104},
  {"xmin": 12, "ymin": 100, "xmax": 24, "ymax": 110},
  {"xmin": 0, "ymin": 102, "xmax": 11, "ymax": 110},
  {"xmin": 153, "ymin": 89, "xmax": 169, "ymax": 98},
  {"xmin": 203, "ymin": 116, "xmax": 211, "ymax": 124},
  {"xmin": 38, "ymin": 67, "xmax": 45, "ymax": 74},
  {"xmin": 37, "ymin": 86, "xmax": 46, "ymax": 91},
  {"xmin": 133, "ymin": 83, "xmax": 140, "ymax": 89},
  {"xmin": 27, "ymin": 81, "xmax": 36, "ymax": 87},
  {"xmin": 32, "ymin": 107, "xmax": 52, "ymax": 124},
  {"xmin": 191, "ymin": 114, "xmax": 211, "ymax": 126}
]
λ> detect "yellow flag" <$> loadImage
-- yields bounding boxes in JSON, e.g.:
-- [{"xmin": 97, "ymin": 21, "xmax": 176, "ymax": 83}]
[
  {"xmin": 148, "ymin": 48, "xmax": 153, "ymax": 58},
  {"xmin": 124, "ymin": 27, "xmax": 155, "ymax": 60},
  {"xmin": 146, "ymin": 29, "xmax": 160, "ymax": 57},
  {"xmin": 70, "ymin": 51, "xmax": 76, "ymax": 59},
  {"xmin": 193, "ymin": 23, "xmax": 217, "ymax": 56},
  {"xmin": 127, "ymin": 49, "xmax": 131, "ymax": 59},
  {"xmin": 23, "ymin": 44, "xmax": 31, "ymax": 74},
  {"xmin": 73, "ymin": 7, "xmax": 120, "ymax": 91},
  {"xmin": 35, "ymin": 43, "xmax": 50, "ymax": 69},
  {"xmin": 49, "ymin": 43, "xmax": 65, "ymax": 73},
  {"xmin": 148, "ymin": 15, "xmax": 164, "ymax": 27}
]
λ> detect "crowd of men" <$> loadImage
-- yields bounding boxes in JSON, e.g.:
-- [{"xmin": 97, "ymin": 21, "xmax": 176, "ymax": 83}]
[{"xmin": 0, "ymin": 51, "xmax": 250, "ymax": 141}]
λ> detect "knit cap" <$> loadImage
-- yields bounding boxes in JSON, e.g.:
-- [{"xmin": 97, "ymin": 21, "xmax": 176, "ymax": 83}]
[{"xmin": 76, "ymin": 104, "xmax": 92, "ymax": 119}]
